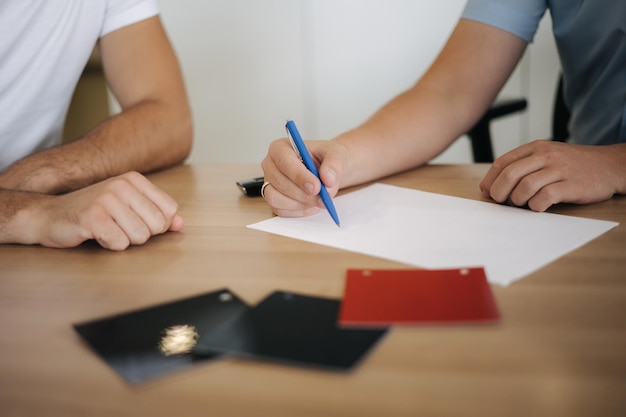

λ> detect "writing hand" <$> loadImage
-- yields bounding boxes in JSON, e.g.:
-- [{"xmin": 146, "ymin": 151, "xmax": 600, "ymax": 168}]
[{"xmin": 260, "ymin": 138, "xmax": 346, "ymax": 218}]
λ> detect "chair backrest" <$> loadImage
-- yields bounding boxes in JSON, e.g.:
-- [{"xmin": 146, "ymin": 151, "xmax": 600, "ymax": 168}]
[
  {"xmin": 551, "ymin": 74, "xmax": 570, "ymax": 142},
  {"xmin": 467, "ymin": 73, "xmax": 569, "ymax": 163},
  {"xmin": 467, "ymin": 98, "xmax": 527, "ymax": 163}
]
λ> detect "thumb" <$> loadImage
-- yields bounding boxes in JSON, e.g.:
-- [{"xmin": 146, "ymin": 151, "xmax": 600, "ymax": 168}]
[
  {"xmin": 168, "ymin": 214, "xmax": 184, "ymax": 232},
  {"xmin": 319, "ymin": 153, "xmax": 344, "ymax": 192}
]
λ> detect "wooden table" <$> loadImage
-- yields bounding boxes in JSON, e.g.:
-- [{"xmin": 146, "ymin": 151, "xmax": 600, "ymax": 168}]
[{"xmin": 1, "ymin": 164, "xmax": 625, "ymax": 417}]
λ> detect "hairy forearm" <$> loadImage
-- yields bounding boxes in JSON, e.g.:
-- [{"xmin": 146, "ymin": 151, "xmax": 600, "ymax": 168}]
[
  {"xmin": 0, "ymin": 99, "xmax": 191, "ymax": 195},
  {"xmin": 0, "ymin": 189, "xmax": 48, "ymax": 244}
]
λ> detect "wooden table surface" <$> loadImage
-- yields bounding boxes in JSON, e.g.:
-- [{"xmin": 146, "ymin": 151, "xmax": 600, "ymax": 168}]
[{"xmin": 1, "ymin": 164, "xmax": 625, "ymax": 417}]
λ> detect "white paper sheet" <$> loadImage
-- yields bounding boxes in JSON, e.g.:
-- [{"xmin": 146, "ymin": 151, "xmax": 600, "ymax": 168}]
[{"xmin": 248, "ymin": 183, "xmax": 619, "ymax": 286}]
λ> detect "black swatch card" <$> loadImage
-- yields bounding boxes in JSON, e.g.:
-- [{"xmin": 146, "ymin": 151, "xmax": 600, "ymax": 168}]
[
  {"xmin": 74, "ymin": 289, "xmax": 247, "ymax": 384},
  {"xmin": 194, "ymin": 291, "xmax": 388, "ymax": 370}
]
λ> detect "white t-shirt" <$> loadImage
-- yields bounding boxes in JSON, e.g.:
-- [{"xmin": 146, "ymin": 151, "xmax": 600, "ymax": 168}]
[{"xmin": 0, "ymin": 0, "xmax": 159, "ymax": 172}]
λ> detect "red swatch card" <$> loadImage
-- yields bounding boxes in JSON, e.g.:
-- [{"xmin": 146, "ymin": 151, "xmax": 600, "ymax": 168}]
[{"xmin": 338, "ymin": 267, "xmax": 500, "ymax": 327}]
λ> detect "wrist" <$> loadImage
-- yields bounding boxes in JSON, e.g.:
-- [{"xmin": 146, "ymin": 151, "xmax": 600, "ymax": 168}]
[
  {"xmin": 0, "ymin": 191, "xmax": 49, "ymax": 245},
  {"xmin": 0, "ymin": 143, "xmax": 99, "ymax": 194},
  {"xmin": 593, "ymin": 144, "xmax": 626, "ymax": 196},
  {"xmin": 0, "ymin": 158, "xmax": 60, "ymax": 194},
  {"xmin": 608, "ymin": 144, "xmax": 626, "ymax": 195}
]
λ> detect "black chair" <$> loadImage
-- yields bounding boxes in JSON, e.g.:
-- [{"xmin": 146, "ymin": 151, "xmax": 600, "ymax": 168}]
[
  {"xmin": 467, "ymin": 74, "xmax": 569, "ymax": 163},
  {"xmin": 551, "ymin": 75, "xmax": 570, "ymax": 142}
]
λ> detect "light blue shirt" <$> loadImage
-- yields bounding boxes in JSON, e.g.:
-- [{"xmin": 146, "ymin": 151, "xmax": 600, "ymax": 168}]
[{"xmin": 462, "ymin": 0, "xmax": 626, "ymax": 145}]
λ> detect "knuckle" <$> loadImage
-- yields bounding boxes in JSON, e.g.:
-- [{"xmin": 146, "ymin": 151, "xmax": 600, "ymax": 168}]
[
  {"xmin": 105, "ymin": 177, "xmax": 133, "ymax": 196},
  {"xmin": 260, "ymin": 157, "xmax": 271, "ymax": 175},
  {"xmin": 529, "ymin": 189, "xmax": 557, "ymax": 212},
  {"xmin": 111, "ymin": 241, "xmax": 131, "ymax": 251},
  {"xmin": 540, "ymin": 186, "xmax": 559, "ymax": 206},
  {"xmin": 531, "ymin": 140, "xmax": 562, "ymax": 161},
  {"xmin": 133, "ymin": 229, "xmax": 151, "ymax": 245},
  {"xmin": 157, "ymin": 201, "xmax": 178, "ymax": 226},
  {"xmin": 528, "ymin": 199, "xmax": 549, "ymax": 212},
  {"xmin": 96, "ymin": 233, "xmax": 130, "ymax": 251},
  {"xmin": 509, "ymin": 190, "xmax": 527, "ymax": 207},
  {"xmin": 118, "ymin": 223, "xmax": 151, "ymax": 247},
  {"xmin": 529, "ymin": 139, "xmax": 545, "ymax": 148},
  {"xmin": 491, "ymin": 158, "xmax": 507, "ymax": 172},
  {"xmin": 94, "ymin": 190, "xmax": 117, "ymax": 206},
  {"xmin": 166, "ymin": 200, "xmax": 179, "ymax": 217},
  {"xmin": 82, "ymin": 203, "xmax": 109, "ymax": 225},
  {"xmin": 275, "ymin": 153, "xmax": 294, "ymax": 174},
  {"xmin": 121, "ymin": 171, "xmax": 143, "ymax": 182},
  {"xmin": 515, "ymin": 177, "xmax": 534, "ymax": 196},
  {"xmin": 153, "ymin": 215, "xmax": 170, "ymax": 234},
  {"xmin": 500, "ymin": 167, "xmax": 518, "ymax": 184}
]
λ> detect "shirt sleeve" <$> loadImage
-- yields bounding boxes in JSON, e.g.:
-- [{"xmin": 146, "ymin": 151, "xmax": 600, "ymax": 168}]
[
  {"xmin": 101, "ymin": 0, "xmax": 159, "ymax": 37},
  {"xmin": 461, "ymin": 0, "xmax": 548, "ymax": 43}
]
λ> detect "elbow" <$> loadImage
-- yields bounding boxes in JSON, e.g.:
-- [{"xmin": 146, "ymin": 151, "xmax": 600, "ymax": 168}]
[
  {"xmin": 178, "ymin": 109, "xmax": 194, "ymax": 162},
  {"xmin": 169, "ymin": 104, "xmax": 193, "ymax": 165}
]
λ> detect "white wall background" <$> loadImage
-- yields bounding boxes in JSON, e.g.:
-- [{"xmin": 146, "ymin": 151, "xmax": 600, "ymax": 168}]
[{"xmin": 155, "ymin": 0, "xmax": 560, "ymax": 165}]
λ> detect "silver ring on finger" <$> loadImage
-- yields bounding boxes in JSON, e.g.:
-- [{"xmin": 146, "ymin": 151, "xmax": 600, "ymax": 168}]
[{"xmin": 260, "ymin": 181, "xmax": 271, "ymax": 199}]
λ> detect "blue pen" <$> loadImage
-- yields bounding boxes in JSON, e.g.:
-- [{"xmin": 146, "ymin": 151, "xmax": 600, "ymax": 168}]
[{"xmin": 285, "ymin": 120, "xmax": 341, "ymax": 227}]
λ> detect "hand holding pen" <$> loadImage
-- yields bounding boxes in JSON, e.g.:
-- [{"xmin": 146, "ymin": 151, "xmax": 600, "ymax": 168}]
[
  {"xmin": 260, "ymin": 121, "xmax": 342, "ymax": 226},
  {"xmin": 285, "ymin": 120, "xmax": 340, "ymax": 226}
]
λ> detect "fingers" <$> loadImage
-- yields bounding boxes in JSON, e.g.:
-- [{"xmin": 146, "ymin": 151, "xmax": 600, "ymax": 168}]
[
  {"xmin": 261, "ymin": 138, "xmax": 341, "ymax": 216},
  {"xmin": 261, "ymin": 181, "xmax": 323, "ymax": 218},
  {"xmin": 483, "ymin": 156, "xmax": 545, "ymax": 204},
  {"xmin": 479, "ymin": 143, "xmax": 534, "ymax": 199},
  {"xmin": 525, "ymin": 180, "xmax": 567, "ymax": 212},
  {"xmin": 169, "ymin": 214, "xmax": 184, "ymax": 232},
  {"xmin": 262, "ymin": 139, "xmax": 319, "ymax": 200},
  {"xmin": 318, "ymin": 148, "xmax": 344, "ymax": 192},
  {"xmin": 92, "ymin": 172, "xmax": 180, "ymax": 249},
  {"xmin": 480, "ymin": 141, "xmax": 564, "ymax": 211},
  {"xmin": 46, "ymin": 172, "xmax": 181, "ymax": 250},
  {"xmin": 86, "ymin": 207, "xmax": 132, "ymax": 251},
  {"xmin": 478, "ymin": 140, "xmax": 616, "ymax": 212},
  {"xmin": 507, "ymin": 168, "xmax": 563, "ymax": 208},
  {"xmin": 121, "ymin": 171, "xmax": 178, "ymax": 235}
]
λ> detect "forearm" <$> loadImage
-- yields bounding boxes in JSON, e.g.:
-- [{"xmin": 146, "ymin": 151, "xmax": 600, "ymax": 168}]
[
  {"xmin": 333, "ymin": 19, "xmax": 527, "ymax": 189},
  {"xmin": 0, "ymin": 98, "xmax": 191, "ymax": 194},
  {"xmin": 81, "ymin": 97, "xmax": 192, "ymax": 176},
  {"xmin": 333, "ymin": 86, "xmax": 467, "ymax": 188}
]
